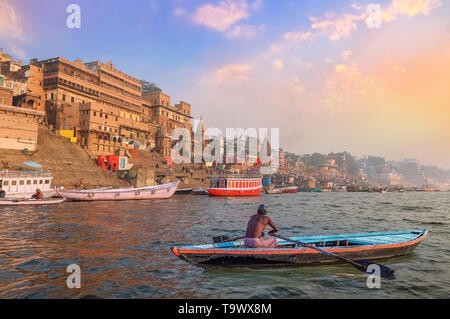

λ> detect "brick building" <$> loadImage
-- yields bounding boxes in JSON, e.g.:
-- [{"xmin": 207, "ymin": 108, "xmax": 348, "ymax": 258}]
[
  {"xmin": 142, "ymin": 92, "xmax": 192, "ymax": 135},
  {"xmin": 0, "ymin": 81, "xmax": 44, "ymax": 151}
]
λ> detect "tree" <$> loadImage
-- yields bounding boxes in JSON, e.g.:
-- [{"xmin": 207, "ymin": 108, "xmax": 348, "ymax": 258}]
[{"xmin": 141, "ymin": 80, "xmax": 162, "ymax": 94}]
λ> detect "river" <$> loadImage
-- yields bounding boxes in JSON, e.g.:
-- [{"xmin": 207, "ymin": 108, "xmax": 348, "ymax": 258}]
[{"xmin": 0, "ymin": 192, "xmax": 448, "ymax": 298}]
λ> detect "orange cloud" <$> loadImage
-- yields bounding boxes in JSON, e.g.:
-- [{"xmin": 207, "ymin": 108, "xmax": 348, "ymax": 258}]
[{"xmin": 382, "ymin": 0, "xmax": 444, "ymax": 21}]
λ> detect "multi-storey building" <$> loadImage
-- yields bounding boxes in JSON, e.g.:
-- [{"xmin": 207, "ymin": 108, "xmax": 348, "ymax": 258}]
[
  {"xmin": 142, "ymin": 92, "xmax": 192, "ymax": 135},
  {"xmin": 35, "ymin": 57, "xmax": 158, "ymax": 155},
  {"xmin": 0, "ymin": 80, "xmax": 45, "ymax": 151},
  {"xmin": 1, "ymin": 51, "xmax": 194, "ymax": 157},
  {"xmin": 0, "ymin": 54, "xmax": 45, "ymax": 111}
]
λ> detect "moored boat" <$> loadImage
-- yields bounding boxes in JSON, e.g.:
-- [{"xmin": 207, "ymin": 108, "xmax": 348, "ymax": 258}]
[
  {"xmin": 0, "ymin": 198, "xmax": 65, "ymax": 206},
  {"xmin": 281, "ymin": 186, "xmax": 297, "ymax": 194},
  {"xmin": 57, "ymin": 181, "xmax": 179, "ymax": 201},
  {"xmin": 266, "ymin": 188, "xmax": 282, "ymax": 194},
  {"xmin": 207, "ymin": 174, "xmax": 262, "ymax": 196},
  {"xmin": 175, "ymin": 188, "xmax": 193, "ymax": 195},
  {"xmin": 298, "ymin": 188, "xmax": 323, "ymax": 192},
  {"xmin": 0, "ymin": 170, "xmax": 57, "ymax": 199},
  {"xmin": 192, "ymin": 188, "xmax": 209, "ymax": 195},
  {"xmin": 171, "ymin": 229, "xmax": 427, "ymax": 267}
]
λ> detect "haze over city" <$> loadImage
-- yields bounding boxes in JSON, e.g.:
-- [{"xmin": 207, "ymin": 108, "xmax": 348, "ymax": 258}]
[{"xmin": 1, "ymin": 0, "xmax": 449, "ymax": 168}]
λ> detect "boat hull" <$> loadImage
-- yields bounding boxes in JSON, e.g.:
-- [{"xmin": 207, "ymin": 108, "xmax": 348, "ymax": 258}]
[
  {"xmin": 192, "ymin": 188, "xmax": 209, "ymax": 195},
  {"xmin": 175, "ymin": 188, "xmax": 193, "ymax": 195},
  {"xmin": 171, "ymin": 230, "xmax": 427, "ymax": 267},
  {"xmin": 0, "ymin": 198, "xmax": 65, "ymax": 206},
  {"xmin": 57, "ymin": 181, "xmax": 179, "ymax": 201},
  {"xmin": 281, "ymin": 187, "xmax": 298, "ymax": 194},
  {"xmin": 266, "ymin": 189, "xmax": 282, "ymax": 194},
  {"xmin": 207, "ymin": 188, "xmax": 261, "ymax": 196}
]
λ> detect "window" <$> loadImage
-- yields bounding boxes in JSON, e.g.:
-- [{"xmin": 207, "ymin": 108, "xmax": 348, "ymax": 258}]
[
  {"xmin": 71, "ymin": 97, "xmax": 75, "ymax": 103},
  {"xmin": 3, "ymin": 181, "xmax": 8, "ymax": 186},
  {"xmin": 27, "ymin": 180, "xmax": 31, "ymax": 185},
  {"xmin": 39, "ymin": 180, "xmax": 43, "ymax": 184},
  {"xmin": 62, "ymin": 94, "xmax": 66, "ymax": 102},
  {"xmin": 33, "ymin": 180, "xmax": 37, "ymax": 185},
  {"xmin": 12, "ymin": 181, "xmax": 17, "ymax": 186},
  {"xmin": 45, "ymin": 180, "xmax": 50, "ymax": 184},
  {"xmin": 94, "ymin": 111, "xmax": 97, "ymax": 116}
]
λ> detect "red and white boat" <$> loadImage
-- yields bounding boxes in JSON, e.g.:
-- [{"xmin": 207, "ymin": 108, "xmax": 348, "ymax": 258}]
[
  {"xmin": 281, "ymin": 186, "xmax": 298, "ymax": 194},
  {"xmin": 207, "ymin": 174, "xmax": 262, "ymax": 196},
  {"xmin": 56, "ymin": 181, "xmax": 179, "ymax": 201}
]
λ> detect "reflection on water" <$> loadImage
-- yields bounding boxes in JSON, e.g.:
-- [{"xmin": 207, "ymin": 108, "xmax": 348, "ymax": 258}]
[{"xmin": 0, "ymin": 192, "xmax": 449, "ymax": 298}]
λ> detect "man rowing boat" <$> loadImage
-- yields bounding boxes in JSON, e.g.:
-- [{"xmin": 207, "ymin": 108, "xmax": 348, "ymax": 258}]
[{"xmin": 244, "ymin": 204, "xmax": 279, "ymax": 248}]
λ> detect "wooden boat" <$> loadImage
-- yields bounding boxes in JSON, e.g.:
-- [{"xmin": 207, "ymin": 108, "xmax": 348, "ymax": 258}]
[
  {"xmin": 207, "ymin": 174, "xmax": 262, "ymax": 196},
  {"xmin": 171, "ymin": 229, "xmax": 427, "ymax": 267},
  {"xmin": 192, "ymin": 188, "xmax": 209, "ymax": 195},
  {"xmin": 56, "ymin": 181, "xmax": 179, "ymax": 201},
  {"xmin": 175, "ymin": 188, "xmax": 193, "ymax": 195},
  {"xmin": 0, "ymin": 198, "xmax": 65, "ymax": 206},
  {"xmin": 281, "ymin": 186, "xmax": 298, "ymax": 194},
  {"xmin": 266, "ymin": 189, "xmax": 282, "ymax": 194}
]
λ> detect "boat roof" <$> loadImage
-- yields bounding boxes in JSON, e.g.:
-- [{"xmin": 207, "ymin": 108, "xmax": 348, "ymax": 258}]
[{"xmin": 179, "ymin": 229, "xmax": 427, "ymax": 250}]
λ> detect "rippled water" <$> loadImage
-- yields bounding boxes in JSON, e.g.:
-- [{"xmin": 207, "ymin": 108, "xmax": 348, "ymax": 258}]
[{"xmin": 0, "ymin": 192, "xmax": 449, "ymax": 298}]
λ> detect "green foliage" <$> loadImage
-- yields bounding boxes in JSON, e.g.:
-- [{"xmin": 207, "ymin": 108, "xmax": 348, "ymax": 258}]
[{"xmin": 141, "ymin": 80, "xmax": 162, "ymax": 94}]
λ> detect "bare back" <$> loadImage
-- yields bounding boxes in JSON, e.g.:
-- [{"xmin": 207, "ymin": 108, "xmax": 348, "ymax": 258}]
[{"xmin": 245, "ymin": 214, "xmax": 278, "ymax": 238}]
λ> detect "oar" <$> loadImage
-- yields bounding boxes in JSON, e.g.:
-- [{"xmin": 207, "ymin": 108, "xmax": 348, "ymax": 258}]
[
  {"xmin": 273, "ymin": 234, "xmax": 395, "ymax": 280},
  {"xmin": 212, "ymin": 236, "xmax": 244, "ymax": 244}
]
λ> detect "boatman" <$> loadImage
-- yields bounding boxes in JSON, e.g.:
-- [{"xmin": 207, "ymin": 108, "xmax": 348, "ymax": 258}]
[
  {"xmin": 32, "ymin": 188, "xmax": 44, "ymax": 200},
  {"xmin": 0, "ymin": 185, "xmax": 5, "ymax": 198},
  {"xmin": 244, "ymin": 204, "xmax": 279, "ymax": 248}
]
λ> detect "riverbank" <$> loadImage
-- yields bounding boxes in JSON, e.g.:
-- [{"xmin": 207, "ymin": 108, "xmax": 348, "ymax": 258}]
[{"xmin": 0, "ymin": 125, "xmax": 211, "ymax": 190}]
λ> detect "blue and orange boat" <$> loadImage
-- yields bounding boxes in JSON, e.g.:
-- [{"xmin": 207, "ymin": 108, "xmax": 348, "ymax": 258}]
[{"xmin": 171, "ymin": 229, "xmax": 427, "ymax": 267}]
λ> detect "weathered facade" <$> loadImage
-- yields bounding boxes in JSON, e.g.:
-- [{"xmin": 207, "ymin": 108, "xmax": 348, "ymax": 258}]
[{"xmin": 0, "ymin": 103, "xmax": 45, "ymax": 151}]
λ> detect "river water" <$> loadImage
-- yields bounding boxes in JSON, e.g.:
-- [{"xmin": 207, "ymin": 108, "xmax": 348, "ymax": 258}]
[{"xmin": 0, "ymin": 192, "xmax": 448, "ymax": 299}]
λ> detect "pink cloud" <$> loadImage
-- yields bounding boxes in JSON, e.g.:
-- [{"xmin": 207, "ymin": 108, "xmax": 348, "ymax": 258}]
[
  {"xmin": 0, "ymin": 1, "xmax": 26, "ymax": 41},
  {"xmin": 226, "ymin": 24, "xmax": 265, "ymax": 38},
  {"xmin": 192, "ymin": 0, "xmax": 249, "ymax": 31},
  {"xmin": 310, "ymin": 12, "xmax": 364, "ymax": 41},
  {"xmin": 212, "ymin": 64, "xmax": 252, "ymax": 85}
]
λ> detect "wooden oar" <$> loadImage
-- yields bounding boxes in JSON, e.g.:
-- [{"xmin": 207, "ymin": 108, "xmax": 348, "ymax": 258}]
[
  {"xmin": 212, "ymin": 236, "xmax": 244, "ymax": 244},
  {"xmin": 273, "ymin": 234, "xmax": 395, "ymax": 280}
]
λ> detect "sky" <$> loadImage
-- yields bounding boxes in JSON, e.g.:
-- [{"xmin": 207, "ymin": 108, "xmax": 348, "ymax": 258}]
[{"xmin": 1, "ymin": 0, "xmax": 450, "ymax": 168}]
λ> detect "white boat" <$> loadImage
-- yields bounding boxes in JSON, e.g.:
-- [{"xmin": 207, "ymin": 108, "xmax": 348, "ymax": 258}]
[
  {"xmin": 56, "ymin": 181, "xmax": 180, "ymax": 201},
  {"xmin": 0, "ymin": 170, "xmax": 57, "ymax": 199},
  {"xmin": 0, "ymin": 198, "xmax": 65, "ymax": 206},
  {"xmin": 266, "ymin": 188, "xmax": 282, "ymax": 194}
]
